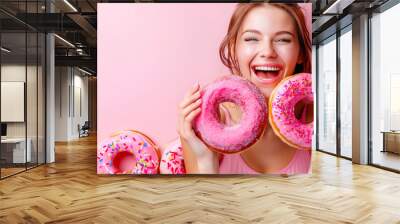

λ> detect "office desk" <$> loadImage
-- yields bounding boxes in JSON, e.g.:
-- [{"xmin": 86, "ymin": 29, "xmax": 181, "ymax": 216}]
[
  {"xmin": 1, "ymin": 138, "xmax": 31, "ymax": 163},
  {"xmin": 381, "ymin": 131, "xmax": 400, "ymax": 154}
]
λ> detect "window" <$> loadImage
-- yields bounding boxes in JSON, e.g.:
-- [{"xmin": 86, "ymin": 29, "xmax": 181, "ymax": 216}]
[
  {"xmin": 317, "ymin": 35, "xmax": 337, "ymax": 154},
  {"xmin": 370, "ymin": 2, "xmax": 400, "ymax": 171},
  {"xmin": 339, "ymin": 27, "xmax": 352, "ymax": 158}
]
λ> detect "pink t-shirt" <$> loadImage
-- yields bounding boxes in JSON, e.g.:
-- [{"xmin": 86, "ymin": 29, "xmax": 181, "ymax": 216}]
[
  {"xmin": 218, "ymin": 150, "xmax": 311, "ymax": 174},
  {"xmin": 217, "ymin": 104, "xmax": 312, "ymax": 175}
]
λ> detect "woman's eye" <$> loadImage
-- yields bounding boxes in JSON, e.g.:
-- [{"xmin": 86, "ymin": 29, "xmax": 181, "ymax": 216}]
[
  {"xmin": 275, "ymin": 38, "xmax": 291, "ymax": 43},
  {"xmin": 244, "ymin": 37, "xmax": 259, "ymax": 42}
]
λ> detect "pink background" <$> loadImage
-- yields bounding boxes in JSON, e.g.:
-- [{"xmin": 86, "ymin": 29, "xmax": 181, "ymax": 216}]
[{"xmin": 98, "ymin": 3, "xmax": 311, "ymax": 150}]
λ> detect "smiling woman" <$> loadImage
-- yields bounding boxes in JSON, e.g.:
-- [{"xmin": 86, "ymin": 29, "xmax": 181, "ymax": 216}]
[
  {"xmin": 178, "ymin": 3, "xmax": 313, "ymax": 174},
  {"xmin": 220, "ymin": 3, "xmax": 311, "ymax": 96}
]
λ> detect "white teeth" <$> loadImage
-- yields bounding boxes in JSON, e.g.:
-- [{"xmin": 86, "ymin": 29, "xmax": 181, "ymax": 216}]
[{"xmin": 254, "ymin": 66, "xmax": 280, "ymax": 71}]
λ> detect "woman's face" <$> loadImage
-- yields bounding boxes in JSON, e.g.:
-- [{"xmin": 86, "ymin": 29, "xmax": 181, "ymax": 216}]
[{"xmin": 235, "ymin": 5, "xmax": 302, "ymax": 97}]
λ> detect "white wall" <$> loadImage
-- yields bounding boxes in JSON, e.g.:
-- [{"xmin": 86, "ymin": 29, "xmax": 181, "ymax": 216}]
[
  {"xmin": 55, "ymin": 66, "xmax": 69, "ymax": 141},
  {"xmin": 1, "ymin": 65, "xmax": 41, "ymax": 138},
  {"xmin": 72, "ymin": 72, "xmax": 89, "ymax": 138},
  {"xmin": 55, "ymin": 67, "xmax": 89, "ymax": 141},
  {"xmin": 1, "ymin": 65, "xmax": 25, "ymax": 135}
]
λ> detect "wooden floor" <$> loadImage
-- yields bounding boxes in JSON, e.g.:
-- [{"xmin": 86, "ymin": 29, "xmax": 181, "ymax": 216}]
[
  {"xmin": 0, "ymin": 135, "xmax": 400, "ymax": 223},
  {"xmin": 1, "ymin": 167, "xmax": 26, "ymax": 178},
  {"xmin": 372, "ymin": 150, "xmax": 400, "ymax": 171},
  {"xmin": 1, "ymin": 163, "xmax": 43, "ymax": 178}
]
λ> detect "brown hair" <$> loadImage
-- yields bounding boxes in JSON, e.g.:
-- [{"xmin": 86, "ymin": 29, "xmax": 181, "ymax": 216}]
[{"xmin": 219, "ymin": 3, "xmax": 311, "ymax": 75}]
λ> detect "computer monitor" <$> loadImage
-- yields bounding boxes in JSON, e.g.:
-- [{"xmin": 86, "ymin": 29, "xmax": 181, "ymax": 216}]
[{"xmin": 1, "ymin": 123, "xmax": 7, "ymax": 137}]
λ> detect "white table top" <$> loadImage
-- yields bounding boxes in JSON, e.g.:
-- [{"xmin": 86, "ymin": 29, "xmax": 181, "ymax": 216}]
[{"xmin": 1, "ymin": 138, "xmax": 29, "ymax": 143}]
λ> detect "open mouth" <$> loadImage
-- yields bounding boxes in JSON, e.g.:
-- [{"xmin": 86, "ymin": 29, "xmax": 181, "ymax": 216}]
[{"xmin": 252, "ymin": 65, "xmax": 283, "ymax": 84}]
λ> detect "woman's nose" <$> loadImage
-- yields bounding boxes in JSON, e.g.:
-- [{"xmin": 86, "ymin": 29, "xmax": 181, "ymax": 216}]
[{"xmin": 259, "ymin": 41, "xmax": 277, "ymax": 58}]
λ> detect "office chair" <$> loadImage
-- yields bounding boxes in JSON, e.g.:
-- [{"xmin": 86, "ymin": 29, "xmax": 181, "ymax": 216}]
[{"xmin": 79, "ymin": 121, "xmax": 90, "ymax": 138}]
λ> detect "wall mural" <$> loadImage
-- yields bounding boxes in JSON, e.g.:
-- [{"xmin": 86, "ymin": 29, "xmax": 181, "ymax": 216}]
[{"xmin": 97, "ymin": 3, "xmax": 313, "ymax": 175}]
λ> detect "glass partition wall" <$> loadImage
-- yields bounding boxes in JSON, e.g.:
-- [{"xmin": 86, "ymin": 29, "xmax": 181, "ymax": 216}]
[
  {"xmin": 316, "ymin": 25, "xmax": 353, "ymax": 159},
  {"xmin": 0, "ymin": 30, "xmax": 27, "ymax": 177},
  {"xmin": 0, "ymin": 1, "xmax": 46, "ymax": 179}
]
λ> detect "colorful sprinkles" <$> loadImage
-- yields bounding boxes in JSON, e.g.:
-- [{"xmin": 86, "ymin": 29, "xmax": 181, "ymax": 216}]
[
  {"xmin": 97, "ymin": 130, "xmax": 159, "ymax": 174},
  {"xmin": 270, "ymin": 73, "xmax": 314, "ymax": 149},
  {"xmin": 160, "ymin": 139, "xmax": 186, "ymax": 174}
]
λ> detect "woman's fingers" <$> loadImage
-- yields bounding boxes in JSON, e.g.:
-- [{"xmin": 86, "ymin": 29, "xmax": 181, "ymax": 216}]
[
  {"xmin": 178, "ymin": 104, "xmax": 201, "ymax": 139},
  {"xmin": 186, "ymin": 82, "xmax": 200, "ymax": 97},
  {"xmin": 177, "ymin": 83, "xmax": 203, "ymax": 139},
  {"xmin": 186, "ymin": 107, "xmax": 201, "ymax": 123},
  {"xmin": 181, "ymin": 98, "xmax": 202, "ymax": 118},
  {"xmin": 183, "ymin": 107, "xmax": 201, "ymax": 134},
  {"xmin": 179, "ymin": 89, "xmax": 201, "ymax": 110}
]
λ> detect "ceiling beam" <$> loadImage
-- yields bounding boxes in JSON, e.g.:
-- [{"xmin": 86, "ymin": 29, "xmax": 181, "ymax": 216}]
[
  {"xmin": 55, "ymin": 55, "xmax": 96, "ymax": 70},
  {"xmin": 322, "ymin": 0, "xmax": 356, "ymax": 15},
  {"xmin": 67, "ymin": 13, "xmax": 97, "ymax": 46}
]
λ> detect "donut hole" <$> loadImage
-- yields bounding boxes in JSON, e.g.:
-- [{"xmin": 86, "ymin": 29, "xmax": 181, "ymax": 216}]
[
  {"xmin": 112, "ymin": 151, "xmax": 137, "ymax": 173},
  {"xmin": 294, "ymin": 98, "xmax": 314, "ymax": 124},
  {"xmin": 218, "ymin": 102, "xmax": 243, "ymax": 126}
]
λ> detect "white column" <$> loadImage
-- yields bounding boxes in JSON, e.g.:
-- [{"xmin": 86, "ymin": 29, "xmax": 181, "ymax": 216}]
[
  {"xmin": 46, "ymin": 33, "xmax": 55, "ymax": 163},
  {"xmin": 46, "ymin": 1, "xmax": 55, "ymax": 163},
  {"xmin": 352, "ymin": 14, "xmax": 369, "ymax": 164}
]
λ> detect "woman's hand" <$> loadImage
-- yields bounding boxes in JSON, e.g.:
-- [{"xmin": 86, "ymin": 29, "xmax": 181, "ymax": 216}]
[{"xmin": 177, "ymin": 83, "xmax": 218, "ymax": 173}]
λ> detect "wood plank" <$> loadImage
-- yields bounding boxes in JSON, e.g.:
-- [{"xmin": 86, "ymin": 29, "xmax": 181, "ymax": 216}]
[{"xmin": 0, "ymin": 135, "xmax": 399, "ymax": 223}]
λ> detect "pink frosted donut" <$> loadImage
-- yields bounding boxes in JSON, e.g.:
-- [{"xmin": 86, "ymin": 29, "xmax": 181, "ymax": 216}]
[
  {"xmin": 269, "ymin": 73, "xmax": 313, "ymax": 149},
  {"xmin": 97, "ymin": 130, "xmax": 160, "ymax": 174},
  {"xmin": 160, "ymin": 138, "xmax": 186, "ymax": 174},
  {"xmin": 194, "ymin": 75, "xmax": 268, "ymax": 153}
]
